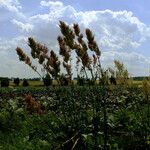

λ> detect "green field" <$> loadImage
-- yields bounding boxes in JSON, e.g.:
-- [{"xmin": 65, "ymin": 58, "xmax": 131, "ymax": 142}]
[
  {"xmin": 0, "ymin": 85, "xmax": 150, "ymax": 149},
  {"xmin": 8, "ymin": 79, "xmax": 148, "ymax": 88}
]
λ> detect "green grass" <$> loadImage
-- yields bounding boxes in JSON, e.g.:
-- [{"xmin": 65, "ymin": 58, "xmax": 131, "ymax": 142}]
[{"xmin": 8, "ymin": 79, "xmax": 149, "ymax": 88}]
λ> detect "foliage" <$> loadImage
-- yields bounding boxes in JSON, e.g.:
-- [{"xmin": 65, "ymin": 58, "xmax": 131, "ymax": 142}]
[
  {"xmin": 13, "ymin": 20, "xmax": 150, "ymax": 150},
  {"xmin": 22, "ymin": 79, "xmax": 29, "ymax": 87},
  {"xmin": 1, "ymin": 78, "xmax": 9, "ymax": 87},
  {"xmin": 14, "ymin": 78, "xmax": 20, "ymax": 86},
  {"xmin": 0, "ymin": 86, "xmax": 150, "ymax": 149},
  {"xmin": 43, "ymin": 74, "xmax": 52, "ymax": 86}
]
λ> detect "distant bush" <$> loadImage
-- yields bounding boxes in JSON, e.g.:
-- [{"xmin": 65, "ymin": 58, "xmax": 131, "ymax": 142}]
[
  {"xmin": 14, "ymin": 78, "xmax": 20, "ymax": 86},
  {"xmin": 87, "ymin": 79, "xmax": 95, "ymax": 85},
  {"xmin": 22, "ymin": 79, "xmax": 29, "ymax": 86},
  {"xmin": 1, "ymin": 78, "xmax": 9, "ymax": 87},
  {"xmin": 77, "ymin": 78, "xmax": 95, "ymax": 86},
  {"xmin": 43, "ymin": 74, "xmax": 52, "ymax": 86},
  {"xmin": 77, "ymin": 77, "xmax": 85, "ymax": 86}
]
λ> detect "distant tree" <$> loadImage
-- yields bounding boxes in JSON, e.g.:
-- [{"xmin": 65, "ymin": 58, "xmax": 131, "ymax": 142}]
[
  {"xmin": 14, "ymin": 78, "xmax": 20, "ymax": 86},
  {"xmin": 133, "ymin": 76, "xmax": 146, "ymax": 81},
  {"xmin": 22, "ymin": 79, "xmax": 29, "ymax": 86},
  {"xmin": 1, "ymin": 78, "xmax": 9, "ymax": 87},
  {"xmin": 77, "ymin": 76, "xmax": 85, "ymax": 86},
  {"xmin": 32, "ymin": 78, "xmax": 41, "ymax": 81},
  {"xmin": 43, "ymin": 74, "xmax": 52, "ymax": 86}
]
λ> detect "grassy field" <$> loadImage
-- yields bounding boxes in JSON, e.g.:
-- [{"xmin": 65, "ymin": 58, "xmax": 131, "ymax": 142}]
[
  {"xmin": 8, "ymin": 79, "xmax": 146, "ymax": 88},
  {"xmin": 0, "ymin": 85, "xmax": 150, "ymax": 149},
  {"xmin": 9, "ymin": 80, "xmax": 44, "ymax": 87}
]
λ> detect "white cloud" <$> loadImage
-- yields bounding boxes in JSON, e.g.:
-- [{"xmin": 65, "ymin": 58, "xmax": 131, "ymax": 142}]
[
  {"xmin": 12, "ymin": 19, "xmax": 34, "ymax": 32},
  {"xmin": 0, "ymin": 0, "xmax": 24, "ymax": 17},
  {"xmin": 0, "ymin": 36, "xmax": 27, "ymax": 53},
  {"xmin": 102, "ymin": 51, "xmax": 150, "ymax": 76},
  {"xmin": 1, "ymin": 1, "xmax": 150, "ymax": 77},
  {"xmin": 25, "ymin": 6, "xmax": 150, "ymax": 52},
  {"xmin": 75, "ymin": 10, "xmax": 150, "ymax": 51},
  {"xmin": 40, "ymin": 0, "xmax": 64, "ymax": 10}
]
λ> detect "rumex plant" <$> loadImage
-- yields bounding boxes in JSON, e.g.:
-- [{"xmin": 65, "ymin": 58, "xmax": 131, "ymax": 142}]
[{"xmin": 25, "ymin": 94, "xmax": 44, "ymax": 115}]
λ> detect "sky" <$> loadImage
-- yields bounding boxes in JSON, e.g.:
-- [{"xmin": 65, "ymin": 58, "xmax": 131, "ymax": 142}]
[{"xmin": 0, "ymin": 0, "xmax": 150, "ymax": 78}]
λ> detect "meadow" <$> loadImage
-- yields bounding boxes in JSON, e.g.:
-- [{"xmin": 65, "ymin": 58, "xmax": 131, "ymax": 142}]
[
  {"xmin": 1, "ymin": 21, "xmax": 150, "ymax": 150},
  {"xmin": 8, "ymin": 79, "xmax": 145, "ymax": 88},
  {"xmin": 0, "ymin": 82, "xmax": 150, "ymax": 150}
]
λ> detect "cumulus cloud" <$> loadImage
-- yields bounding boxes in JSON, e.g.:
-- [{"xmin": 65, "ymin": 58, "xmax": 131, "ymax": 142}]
[
  {"xmin": 0, "ymin": 0, "xmax": 24, "ymax": 17},
  {"xmin": 40, "ymin": 0, "xmax": 63, "ymax": 10},
  {"xmin": 76, "ymin": 10, "xmax": 150, "ymax": 51},
  {"xmin": 101, "ymin": 51, "xmax": 150, "ymax": 76},
  {"xmin": 25, "ymin": 6, "xmax": 150, "ymax": 52},
  {"xmin": 12, "ymin": 19, "xmax": 34, "ymax": 32},
  {"xmin": 0, "ymin": 36, "xmax": 27, "ymax": 52},
  {"xmin": 1, "ymin": 0, "xmax": 150, "ymax": 77}
]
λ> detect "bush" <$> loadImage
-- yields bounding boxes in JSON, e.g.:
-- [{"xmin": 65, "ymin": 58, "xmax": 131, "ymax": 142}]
[
  {"xmin": 43, "ymin": 74, "xmax": 52, "ymax": 86},
  {"xmin": 87, "ymin": 79, "xmax": 95, "ymax": 85},
  {"xmin": 14, "ymin": 78, "xmax": 20, "ymax": 86},
  {"xmin": 1, "ymin": 78, "xmax": 9, "ymax": 87},
  {"xmin": 77, "ymin": 77, "xmax": 85, "ymax": 86},
  {"xmin": 22, "ymin": 79, "xmax": 29, "ymax": 86}
]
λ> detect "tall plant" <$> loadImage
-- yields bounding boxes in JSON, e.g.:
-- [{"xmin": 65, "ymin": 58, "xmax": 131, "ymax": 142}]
[
  {"xmin": 16, "ymin": 39, "xmax": 60, "ymax": 83},
  {"xmin": 16, "ymin": 21, "xmax": 104, "ymax": 85},
  {"xmin": 114, "ymin": 60, "xmax": 129, "ymax": 85}
]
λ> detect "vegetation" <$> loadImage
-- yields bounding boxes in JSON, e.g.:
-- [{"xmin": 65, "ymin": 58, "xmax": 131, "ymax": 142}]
[
  {"xmin": 16, "ymin": 21, "xmax": 104, "ymax": 86},
  {"xmin": 1, "ymin": 78, "xmax": 9, "ymax": 87},
  {"xmin": 0, "ymin": 86, "xmax": 150, "ymax": 149},
  {"xmin": 43, "ymin": 74, "xmax": 52, "ymax": 86},
  {"xmin": 14, "ymin": 78, "xmax": 20, "ymax": 86},
  {"xmin": 22, "ymin": 79, "xmax": 29, "ymax": 87},
  {"xmin": 0, "ymin": 21, "xmax": 149, "ymax": 149}
]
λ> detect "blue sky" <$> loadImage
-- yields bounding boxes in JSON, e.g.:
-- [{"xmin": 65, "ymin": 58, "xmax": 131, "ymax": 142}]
[{"xmin": 0, "ymin": 0, "xmax": 150, "ymax": 78}]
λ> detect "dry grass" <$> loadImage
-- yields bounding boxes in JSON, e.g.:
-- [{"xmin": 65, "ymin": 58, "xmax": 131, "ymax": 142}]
[{"xmin": 9, "ymin": 80, "xmax": 44, "ymax": 87}]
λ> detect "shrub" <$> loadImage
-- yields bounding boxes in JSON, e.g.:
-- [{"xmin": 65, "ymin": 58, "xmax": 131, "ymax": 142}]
[
  {"xmin": 77, "ymin": 76, "xmax": 85, "ymax": 86},
  {"xmin": 22, "ymin": 79, "xmax": 29, "ymax": 86},
  {"xmin": 88, "ymin": 79, "xmax": 95, "ymax": 85},
  {"xmin": 14, "ymin": 78, "xmax": 20, "ymax": 86},
  {"xmin": 1, "ymin": 78, "xmax": 9, "ymax": 87},
  {"xmin": 43, "ymin": 74, "xmax": 52, "ymax": 86}
]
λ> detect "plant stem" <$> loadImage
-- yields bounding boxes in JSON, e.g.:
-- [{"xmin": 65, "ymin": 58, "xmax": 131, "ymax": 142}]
[{"xmin": 103, "ymin": 87, "xmax": 108, "ymax": 150}]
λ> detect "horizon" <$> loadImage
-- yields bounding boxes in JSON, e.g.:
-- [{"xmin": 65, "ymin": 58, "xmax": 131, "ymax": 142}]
[{"xmin": 0, "ymin": 0, "xmax": 150, "ymax": 78}]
